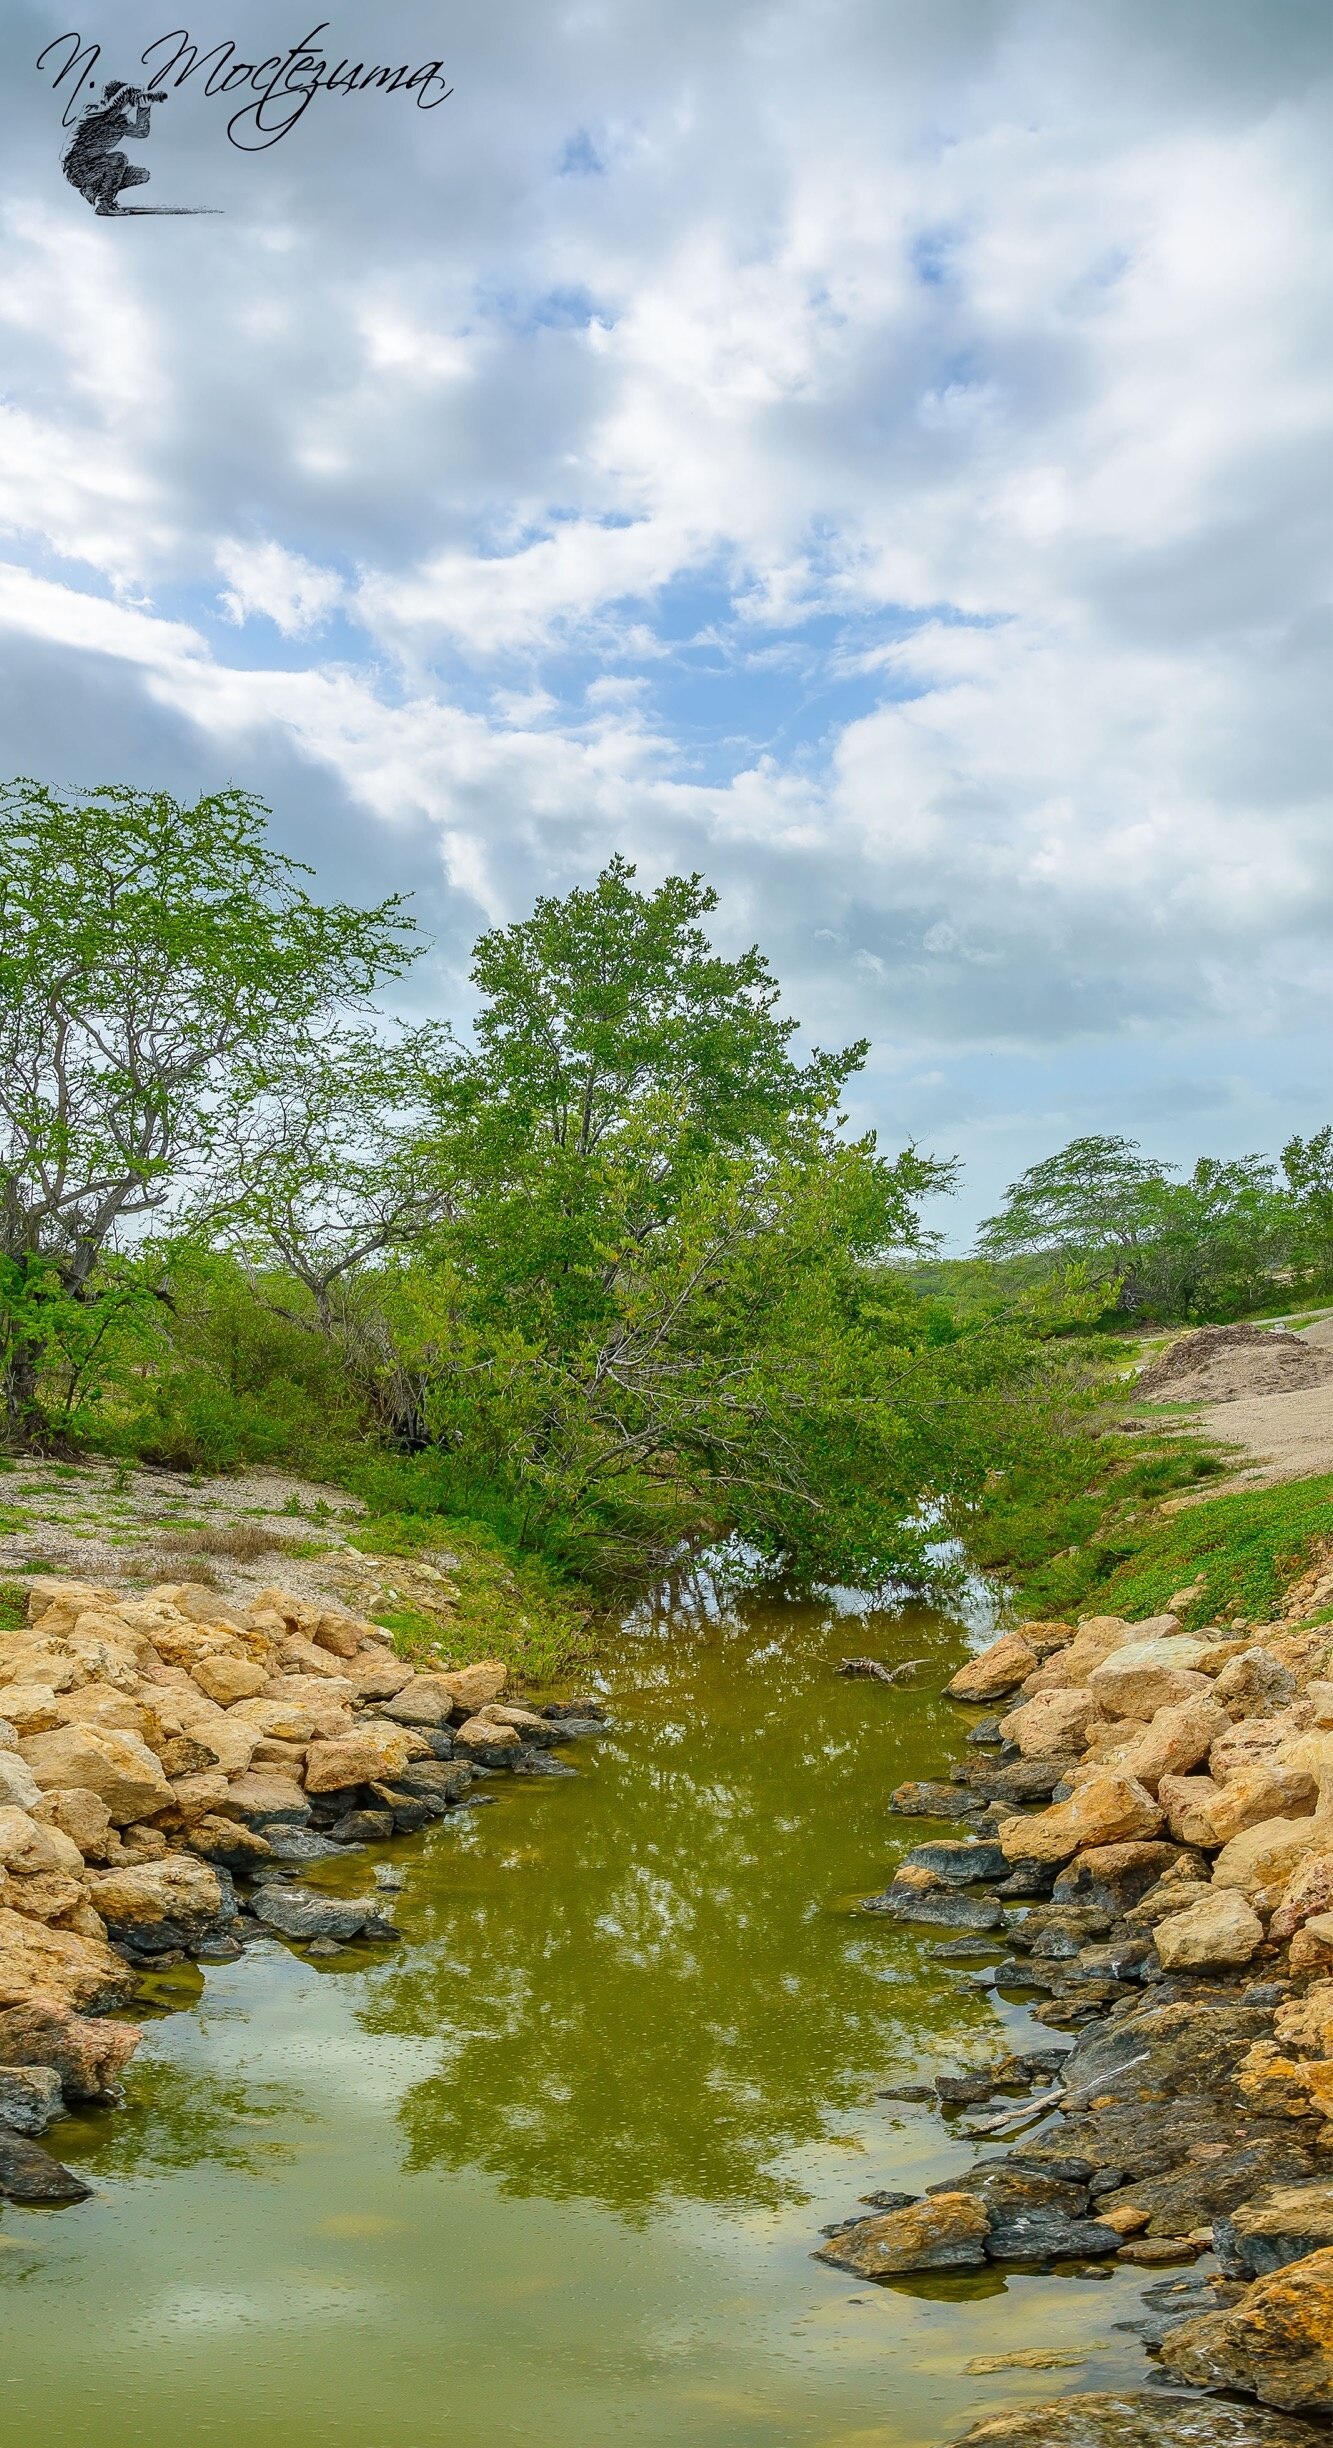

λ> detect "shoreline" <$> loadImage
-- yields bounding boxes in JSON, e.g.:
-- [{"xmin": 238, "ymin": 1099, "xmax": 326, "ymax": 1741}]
[{"xmin": 814, "ymin": 1601, "xmax": 1333, "ymax": 2444}]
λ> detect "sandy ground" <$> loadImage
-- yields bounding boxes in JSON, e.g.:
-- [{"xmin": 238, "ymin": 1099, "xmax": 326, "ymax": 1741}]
[{"xmin": 1175, "ymin": 1313, "xmax": 1333, "ymax": 1489}]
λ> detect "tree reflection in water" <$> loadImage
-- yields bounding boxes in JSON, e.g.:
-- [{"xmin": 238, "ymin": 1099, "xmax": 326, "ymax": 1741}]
[{"xmin": 359, "ymin": 1583, "xmax": 996, "ymax": 2220}]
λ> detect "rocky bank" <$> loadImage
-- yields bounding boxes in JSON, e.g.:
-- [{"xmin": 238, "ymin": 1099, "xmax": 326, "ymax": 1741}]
[
  {"xmin": 0, "ymin": 1573, "xmax": 601, "ymax": 2203},
  {"xmin": 818, "ymin": 1601, "xmax": 1333, "ymax": 2445}
]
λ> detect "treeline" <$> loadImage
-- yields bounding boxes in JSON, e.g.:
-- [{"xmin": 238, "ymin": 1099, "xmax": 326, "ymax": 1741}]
[
  {"xmin": 0, "ymin": 779, "xmax": 1077, "ymax": 1593},
  {"xmin": 3, "ymin": 780, "xmax": 1325, "ymax": 1598}
]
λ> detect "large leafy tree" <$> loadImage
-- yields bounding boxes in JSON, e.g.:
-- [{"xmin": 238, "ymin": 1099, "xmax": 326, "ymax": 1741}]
[
  {"xmin": 386, "ymin": 859, "xmax": 957, "ymax": 1581},
  {"xmin": 0, "ymin": 778, "xmax": 418, "ymax": 1439}
]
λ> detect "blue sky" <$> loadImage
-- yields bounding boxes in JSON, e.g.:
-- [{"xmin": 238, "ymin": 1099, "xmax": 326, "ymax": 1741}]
[{"xmin": 1, "ymin": 0, "xmax": 1330, "ymax": 1240}]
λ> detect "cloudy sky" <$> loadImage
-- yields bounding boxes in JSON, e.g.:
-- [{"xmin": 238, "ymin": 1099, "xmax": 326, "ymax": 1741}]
[{"xmin": 2, "ymin": 1, "xmax": 1330, "ymax": 1236}]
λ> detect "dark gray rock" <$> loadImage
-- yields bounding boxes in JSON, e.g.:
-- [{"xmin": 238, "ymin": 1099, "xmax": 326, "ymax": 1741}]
[
  {"xmin": 984, "ymin": 2208, "xmax": 1120, "ymax": 2261},
  {"xmin": 937, "ymin": 2071, "xmax": 1000, "ymax": 2104},
  {"xmin": 858, "ymin": 2188, "xmax": 921, "ymax": 2210},
  {"xmin": 1212, "ymin": 2179, "xmax": 1333, "ymax": 2276},
  {"xmin": 0, "ymin": 2127, "xmax": 90, "ymax": 2204},
  {"xmin": 967, "ymin": 1758, "xmax": 1067, "ymax": 1802},
  {"xmin": 328, "ymin": 1808, "xmax": 395, "ymax": 1844},
  {"xmin": 944, "ymin": 2391, "xmax": 1328, "ymax": 2447},
  {"xmin": 1060, "ymin": 1998, "xmax": 1275, "ymax": 2113},
  {"xmin": 249, "ymin": 1886, "xmax": 401, "ymax": 1945},
  {"xmin": 930, "ymin": 1936, "xmax": 1002, "ymax": 1959},
  {"xmin": 889, "ymin": 1779, "xmax": 987, "ymax": 1819},
  {"xmin": 365, "ymin": 1784, "xmax": 435, "ymax": 1831},
  {"xmin": 876, "ymin": 2082, "xmax": 935, "ymax": 2101},
  {"xmin": 264, "ymin": 1828, "xmax": 352, "ymax": 1863},
  {"xmin": 966, "ymin": 1715, "xmax": 1006, "ymax": 1746},
  {"xmin": 0, "ymin": 2066, "xmax": 64, "ymax": 2135},
  {"xmin": 863, "ymin": 1883, "xmax": 1005, "ymax": 1930},
  {"xmin": 510, "ymin": 1750, "xmax": 578, "ymax": 1775},
  {"xmin": 996, "ymin": 1860, "xmax": 1061, "ymax": 1898},
  {"xmin": 937, "ymin": 2157, "xmax": 1091, "ymax": 2220},
  {"xmin": 1052, "ymin": 1844, "xmax": 1189, "ymax": 1915},
  {"xmin": 899, "ymin": 1840, "xmax": 1010, "ymax": 1885}
]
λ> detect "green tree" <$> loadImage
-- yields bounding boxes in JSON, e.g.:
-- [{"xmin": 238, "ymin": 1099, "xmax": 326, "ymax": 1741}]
[
  {"xmin": 0, "ymin": 778, "xmax": 417, "ymax": 1442},
  {"xmin": 390, "ymin": 858, "xmax": 956, "ymax": 1582},
  {"xmin": 1282, "ymin": 1126, "xmax": 1333, "ymax": 1290}
]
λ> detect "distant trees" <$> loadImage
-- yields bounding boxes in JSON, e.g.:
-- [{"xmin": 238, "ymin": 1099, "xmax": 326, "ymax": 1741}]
[{"xmin": 978, "ymin": 1129, "xmax": 1331, "ymax": 1320}]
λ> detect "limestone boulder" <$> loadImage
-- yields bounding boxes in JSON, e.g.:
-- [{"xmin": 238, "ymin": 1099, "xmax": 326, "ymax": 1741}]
[
  {"xmin": 184, "ymin": 1814, "xmax": 273, "ymax": 1870},
  {"xmin": 1214, "ymin": 1648, "xmax": 1300, "ymax": 1720},
  {"xmin": 1213, "ymin": 1816, "xmax": 1325, "ymax": 1898},
  {"xmin": 1117, "ymin": 1694, "xmax": 1231, "ymax": 1794},
  {"xmin": 1290, "ymin": 1913, "xmax": 1333, "ymax": 1975},
  {"xmin": 19, "ymin": 1723, "xmax": 173, "ymax": 1824},
  {"xmin": 1158, "ymin": 1772, "xmax": 1224, "ymax": 1844},
  {"xmin": 1153, "ymin": 1885, "xmax": 1265, "ymax": 1970},
  {"xmin": 1273, "ymin": 1980, "xmax": 1333, "ymax": 2060},
  {"xmin": 190, "ymin": 1654, "xmax": 268, "ymax": 1706},
  {"xmin": 814, "ymin": 2189, "xmax": 989, "ymax": 2274},
  {"xmin": 0, "ymin": 1751, "xmax": 42, "ymax": 1812},
  {"xmin": 263, "ymin": 1672, "xmax": 357, "ymax": 1711},
  {"xmin": 435, "ymin": 1661, "xmax": 508, "ymax": 1714},
  {"xmin": 278, "ymin": 1633, "xmax": 359, "ymax": 1682},
  {"xmin": 0, "ymin": 1903, "xmax": 135, "ymax": 2013},
  {"xmin": 1271, "ymin": 1851, "xmax": 1333, "ymax": 1942},
  {"xmin": 0, "ymin": 1685, "xmax": 62, "ymax": 1735},
  {"xmin": 1218, "ymin": 2183, "xmax": 1333, "ymax": 2279},
  {"xmin": 311, "ymin": 1612, "xmax": 365, "ymax": 1659},
  {"xmin": 54, "ymin": 1683, "xmax": 152, "ymax": 1736},
  {"xmin": 164, "ymin": 1771, "xmax": 231, "ymax": 1825},
  {"xmin": 453, "ymin": 1714, "xmax": 522, "ymax": 1764},
  {"xmin": 944, "ymin": 2394, "xmax": 1327, "ymax": 2447},
  {"xmin": 1208, "ymin": 1761, "xmax": 1318, "ymax": 1847},
  {"xmin": 947, "ymin": 1631, "xmax": 1038, "ymax": 1702},
  {"xmin": 0, "ymin": 1642, "xmax": 79, "ymax": 1694},
  {"xmin": 216, "ymin": 1771, "xmax": 312, "ymax": 1826},
  {"xmin": 302, "ymin": 1725, "xmax": 426, "ymax": 1793},
  {"xmin": 228, "ymin": 1696, "xmax": 317, "ymax": 1742},
  {"xmin": 1020, "ymin": 1615, "xmax": 1143, "ymax": 1696},
  {"xmin": 1158, "ymin": 2245, "xmax": 1333, "ymax": 2411},
  {"xmin": 24, "ymin": 1577, "xmax": 116, "ymax": 1632},
  {"xmin": 1213, "ymin": 1711, "xmax": 1312, "ymax": 1785},
  {"xmin": 343, "ymin": 1650, "xmax": 419, "ymax": 1701},
  {"xmin": 1088, "ymin": 1634, "xmax": 1213, "ymax": 1721},
  {"xmin": 999, "ymin": 1774, "xmax": 1163, "ymax": 1866},
  {"xmin": 0, "ymin": 1807, "xmax": 84, "ymax": 1879},
  {"xmin": 92, "ymin": 1855, "xmax": 232, "ymax": 1955},
  {"xmin": 998, "ymin": 1687, "xmax": 1103, "ymax": 1760},
  {"xmin": 379, "ymin": 1676, "xmax": 455, "ymax": 1727},
  {"xmin": 31, "ymin": 1786, "xmax": 115, "ymax": 1863}
]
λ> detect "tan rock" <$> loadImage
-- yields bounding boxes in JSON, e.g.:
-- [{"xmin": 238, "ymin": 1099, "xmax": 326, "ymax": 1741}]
[
  {"xmin": 435, "ymin": 1661, "xmax": 508, "ymax": 1713},
  {"xmin": 1158, "ymin": 1772, "xmax": 1225, "ymax": 1844},
  {"xmin": 54, "ymin": 1682, "xmax": 152, "ymax": 1735},
  {"xmin": 302, "ymin": 1725, "xmax": 426, "ymax": 1793},
  {"xmin": 279, "ymin": 1633, "xmax": 358, "ymax": 1682},
  {"xmin": 1274, "ymin": 1853, "xmax": 1333, "ymax": 1943},
  {"xmin": 344, "ymin": 1651, "xmax": 417, "ymax": 1701},
  {"xmin": 1213, "ymin": 1816, "xmax": 1325, "ymax": 1897},
  {"xmin": 0, "ymin": 1994, "xmax": 138, "ymax": 2099},
  {"xmin": 229, "ymin": 1697, "xmax": 317, "ymax": 1741},
  {"xmin": 247, "ymin": 1742, "xmax": 308, "ymax": 1781},
  {"xmin": 999, "ymin": 1773, "xmax": 1163, "ymax": 1865},
  {"xmin": 143, "ymin": 1618, "xmax": 228, "ymax": 1669},
  {"xmin": 0, "ymin": 1642, "xmax": 80, "ymax": 1694},
  {"xmin": 379, "ymin": 1676, "xmax": 454, "ymax": 1727},
  {"xmin": 0, "ymin": 1751, "xmax": 42, "ymax": 1812},
  {"xmin": 1097, "ymin": 2202, "xmax": 1153, "ymax": 2236},
  {"xmin": 1153, "ymin": 1885, "xmax": 1265, "ymax": 1969},
  {"xmin": 0, "ymin": 1902, "xmax": 135, "ymax": 2012},
  {"xmin": 185, "ymin": 1815, "xmax": 272, "ymax": 1867},
  {"xmin": 8, "ymin": 1870, "xmax": 88, "ymax": 1922},
  {"xmin": 31, "ymin": 1787, "xmax": 114, "ymax": 1863},
  {"xmin": 25, "ymin": 1576, "xmax": 117, "ymax": 1631},
  {"xmin": 19, "ymin": 1723, "xmax": 174, "ymax": 1825},
  {"xmin": 1235, "ymin": 2042, "xmax": 1321, "ymax": 2120},
  {"xmin": 946, "ymin": 1631, "xmax": 1039, "ymax": 1702},
  {"xmin": 1019, "ymin": 1615, "xmax": 1142, "ymax": 1696},
  {"xmin": 1213, "ymin": 1647, "xmax": 1300, "ymax": 1720},
  {"xmin": 1208, "ymin": 1762, "xmax": 1319, "ymax": 1846},
  {"xmin": 1118, "ymin": 1695, "xmax": 1231, "ymax": 1795},
  {"xmin": 1089, "ymin": 1636, "xmax": 1213, "ymax": 1722},
  {"xmin": 165, "ymin": 1772, "xmax": 231, "ymax": 1825},
  {"xmin": 312, "ymin": 1612, "xmax": 365, "ymax": 1659},
  {"xmin": 1212, "ymin": 1709, "xmax": 1311, "ymax": 1785},
  {"xmin": 813, "ymin": 2189, "xmax": 990, "ymax": 2274},
  {"xmin": 1291, "ymin": 1914, "xmax": 1333, "ymax": 1975},
  {"xmin": 215, "ymin": 1772, "xmax": 312, "ymax": 1824},
  {"xmin": 0, "ymin": 1685, "xmax": 62, "ymax": 1735},
  {"xmin": 453, "ymin": 1714, "xmax": 521, "ymax": 1757},
  {"xmin": 1306, "ymin": 1682, "xmax": 1333, "ymax": 1728},
  {"xmin": 1274, "ymin": 1981, "xmax": 1333, "ymax": 2061},
  {"xmin": 998, "ymin": 1687, "xmax": 1104, "ymax": 1759},
  {"xmin": 262, "ymin": 1672, "xmax": 357, "ymax": 1710},
  {"xmin": 1158, "ymin": 2244, "xmax": 1333, "ymax": 2410},
  {"xmin": 190, "ymin": 1654, "xmax": 269, "ymax": 1706},
  {"xmin": 0, "ymin": 1808, "xmax": 84, "ymax": 1878}
]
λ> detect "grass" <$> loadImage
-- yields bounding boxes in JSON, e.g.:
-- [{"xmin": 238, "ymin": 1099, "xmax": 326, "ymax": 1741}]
[
  {"xmin": 350, "ymin": 1511, "xmax": 595, "ymax": 1686},
  {"xmin": 0, "ymin": 1579, "xmax": 27, "ymax": 1632},
  {"xmin": 1087, "ymin": 1472, "xmax": 1333, "ymax": 1629}
]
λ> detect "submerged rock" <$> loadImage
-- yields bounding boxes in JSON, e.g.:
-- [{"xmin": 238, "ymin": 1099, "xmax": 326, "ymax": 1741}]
[
  {"xmin": 898, "ymin": 1840, "xmax": 1009, "ymax": 1885},
  {"xmin": 863, "ymin": 1883, "xmax": 1004, "ymax": 1930},
  {"xmin": 944, "ymin": 2394, "xmax": 1326, "ymax": 2446},
  {"xmin": 0, "ymin": 2126, "xmax": 90, "ymax": 2203},
  {"xmin": 248, "ymin": 1885, "xmax": 400, "ymax": 1946},
  {"xmin": 814, "ymin": 2189, "xmax": 989, "ymax": 2274},
  {"xmin": 889, "ymin": 1779, "xmax": 987, "ymax": 1819}
]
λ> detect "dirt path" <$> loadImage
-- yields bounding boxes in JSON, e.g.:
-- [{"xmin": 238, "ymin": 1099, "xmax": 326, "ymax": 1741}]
[{"xmin": 1149, "ymin": 1313, "xmax": 1333, "ymax": 1489}]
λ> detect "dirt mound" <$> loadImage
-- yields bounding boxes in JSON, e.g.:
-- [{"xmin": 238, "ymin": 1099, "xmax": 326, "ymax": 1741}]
[{"xmin": 1136, "ymin": 1322, "xmax": 1333, "ymax": 1407}]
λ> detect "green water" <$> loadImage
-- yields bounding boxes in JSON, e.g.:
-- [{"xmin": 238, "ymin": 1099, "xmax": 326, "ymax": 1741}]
[{"xmin": 1, "ymin": 1589, "xmax": 1161, "ymax": 2446}]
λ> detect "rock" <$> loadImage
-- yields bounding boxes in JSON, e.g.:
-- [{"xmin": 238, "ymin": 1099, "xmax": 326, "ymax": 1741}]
[
  {"xmin": 898, "ymin": 1840, "xmax": 1009, "ymax": 1885},
  {"xmin": 1098, "ymin": 2134, "xmax": 1321, "ymax": 2239},
  {"xmin": 1214, "ymin": 1649, "xmax": 1300, "ymax": 1720},
  {"xmin": 1115, "ymin": 2237, "xmax": 1203, "ymax": 2265},
  {"xmin": 1213, "ymin": 1816, "xmax": 1325, "ymax": 1898},
  {"xmin": 228, "ymin": 1698, "xmax": 317, "ymax": 1742},
  {"xmin": 1159, "ymin": 1773, "xmax": 1225, "ymax": 1844},
  {"xmin": 0, "ymin": 1685, "xmax": 63, "ymax": 1734},
  {"xmin": 216, "ymin": 1772, "xmax": 312, "ymax": 1827},
  {"xmin": 0, "ymin": 2127, "xmax": 90, "ymax": 2204},
  {"xmin": 814, "ymin": 2189, "xmax": 990, "ymax": 2274},
  {"xmin": 1117, "ymin": 1696, "xmax": 1232, "ymax": 1795},
  {"xmin": 1216, "ymin": 2183, "xmax": 1333, "ymax": 2279},
  {"xmin": 262, "ymin": 1828, "xmax": 351, "ymax": 1863},
  {"xmin": 343, "ymin": 1653, "xmax": 416, "ymax": 1701},
  {"xmin": 986, "ymin": 2209, "xmax": 1120, "ymax": 2261},
  {"xmin": 1270, "ymin": 1850, "xmax": 1333, "ymax": 1942},
  {"xmin": 968, "ymin": 1758, "xmax": 1068, "ymax": 1803},
  {"xmin": 31, "ymin": 1786, "xmax": 115, "ymax": 1863},
  {"xmin": 999, "ymin": 1689, "xmax": 1106, "ymax": 1760},
  {"xmin": 1158, "ymin": 2245, "xmax": 1333, "ymax": 2411},
  {"xmin": 379, "ymin": 1679, "xmax": 453, "ymax": 1727},
  {"xmin": 452, "ymin": 1716, "xmax": 521, "ymax": 1765},
  {"xmin": 19, "ymin": 1723, "xmax": 173, "ymax": 1825},
  {"xmin": 0, "ymin": 2064, "xmax": 64, "ymax": 2133},
  {"xmin": 378, "ymin": 1759, "xmax": 472, "ymax": 1807},
  {"xmin": 948, "ymin": 1633, "xmax": 1040, "ymax": 1702},
  {"xmin": 1000, "ymin": 1775, "xmax": 1163, "ymax": 1865},
  {"xmin": 943, "ymin": 2393, "xmax": 1326, "ymax": 2447},
  {"xmin": 863, "ymin": 1882, "xmax": 1004, "ymax": 1930},
  {"xmin": 1212, "ymin": 1712, "xmax": 1311, "ymax": 1786},
  {"xmin": 0, "ymin": 1903, "xmax": 136, "ymax": 2013},
  {"xmin": 249, "ymin": 1885, "xmax": 400, "ymax": 1945},
  {"xmin": 328, "ymin": 1807, "xmax": 395, "ymax": 1844},
  {"xmin": 0, "ymin": 1751, "xmax": 45, "ymax": 1812},
  {"xmin": 184, "ymin": 1814, "xmax": 273, "ymax": 1870},
  {"xmin": 1153, "ymin": 1887, "xmax": 1265, "ymax": 1970},
  {"xmin": 1060, "ymin": 1998, "xmax": 1275, "ymax": 2114},
  {"xmin": 303, "ymin": 1726, "xmax": 425, "ymax": 1793},
  {"xmin": 0, "ymin": 1999, "xmax": 139, "ymax": 2100},
  {"xmin": 1089, "ymin": 1637, "xmax": 1214, "ymax": 1721},
  {"xmin": 311, "ymin": 1613, "xmax": 364, "ymax": 1659},
  {"xmin": 890, "ymin": 1778, "xmax": 988, "ymax": 1818},
  {"xmin": 1021, "ymin": 1617, "xmax": 1145, "ymax": 1696},
  {"xmin": 92, "ymin": 1856, "xmax": 231, "ymax": 1957},
  {"xmin": 189, "ymin": 1655, "xmax": 269, "ymax": 1706},
  {"xmin": 0, "ymin": 1806, "xmax": 84, "ymax": 1878},
  {"xmin": 1207, "ymin": 1763, "xmax": 1318, "ymax": 1847}
]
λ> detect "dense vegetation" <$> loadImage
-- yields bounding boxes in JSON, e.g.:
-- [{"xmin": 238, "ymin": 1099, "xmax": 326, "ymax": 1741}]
[{"xmin": 2, "ymin": 777, "xmax": 1329, "ymax": 1619}]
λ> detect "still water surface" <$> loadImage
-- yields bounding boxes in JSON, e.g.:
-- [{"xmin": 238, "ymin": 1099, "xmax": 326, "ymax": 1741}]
[{"xmin": 2, "ymin": 1589, "xmax": 1160, "ymax": 2446}]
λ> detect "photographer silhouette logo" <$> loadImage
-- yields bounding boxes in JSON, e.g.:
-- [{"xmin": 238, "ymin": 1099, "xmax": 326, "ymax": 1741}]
[{"xmin": 60, "ymin": 78, "xmax": 219, "ymax": 215}]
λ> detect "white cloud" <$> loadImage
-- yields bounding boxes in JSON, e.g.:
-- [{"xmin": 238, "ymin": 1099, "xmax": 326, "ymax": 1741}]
[{"xmin": 217, "ymin": 539, "xmax": 344, "ymax": 635}]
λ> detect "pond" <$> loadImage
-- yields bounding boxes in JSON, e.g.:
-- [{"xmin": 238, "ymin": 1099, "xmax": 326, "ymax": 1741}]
[{"xmin": 1, "ymin": 1585, "xmax": 1162, "ymax": 2446}]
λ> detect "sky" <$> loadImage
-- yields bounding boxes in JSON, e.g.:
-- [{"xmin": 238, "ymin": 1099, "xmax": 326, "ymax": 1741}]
[{"xmin": 1, "ymin": 0, "xmax": 1330, "ymax": 1241}]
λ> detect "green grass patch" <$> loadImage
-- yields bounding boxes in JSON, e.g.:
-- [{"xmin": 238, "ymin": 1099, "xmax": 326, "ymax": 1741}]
[
  {"xmin": 1089, "ymin": 1473, "xmax": 1333, "ymax": 1628},
  {"xmin": 0, "ymin": 1579, "xmax": 29, "ymax": 1631},
  {"xmin": 351, "ymin": 1512, "xmax": 595, "ymax": 1686}
]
